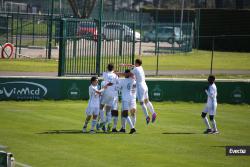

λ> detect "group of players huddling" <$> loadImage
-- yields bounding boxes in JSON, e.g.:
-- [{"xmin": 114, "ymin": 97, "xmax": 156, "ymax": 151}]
[
  {"xmin": 82, "ymin": 59, "xmax": 219, "ymax": 135},
  {"xmin": 82, "ymin": 59, "xmax": 157, "ymax": 134}
]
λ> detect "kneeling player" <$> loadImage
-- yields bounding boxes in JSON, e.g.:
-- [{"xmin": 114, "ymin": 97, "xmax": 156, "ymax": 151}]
[{"xmin": 201, "ymin": 75, "xmax": 219, "ymax": 134}]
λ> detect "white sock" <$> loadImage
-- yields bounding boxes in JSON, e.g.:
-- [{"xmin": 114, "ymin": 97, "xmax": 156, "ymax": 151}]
[
  {"xmin": 131, "ymin": 115, "xmax": 136, "ymax": 127},
  {"xmin": 91, "ymin": 119, "xmax": 97, "ymax": 131},
  {"xmin": 141, "ymin": 103, "xmax": 149, "ymax": 117},
  {"xmin": 122, "ymin": 117, "xmax": 126, "ymax": 129},
  {"xmin": 126, "ymin": 116, "xmax": 134, "ymax": 129},
  {"xmin": 203, "ymin": 117, "xmax": 211, "ymax": 129},
  {"xmin": 146, "ymin": 101, "xmax": 155, "ymax": 114},
  {"xmin": 106, "ymin": 111, "xmax": 112, "ymax": 124},
  {"xmin": 211, "ymin": 119, "xmax": 218, "ymax": 131},
  {"xmin": 99, "ymin": 109, "xmax": 105, "ymax": 122},
  {"xmin": 113, "ymin": 116, "xmax": 118, "ymax": 129}
]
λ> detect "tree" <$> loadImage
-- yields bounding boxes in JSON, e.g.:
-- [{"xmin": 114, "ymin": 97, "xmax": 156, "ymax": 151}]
[{"xmin": 67, "ymin": 0, "xmax": 96, "ymax": 18}]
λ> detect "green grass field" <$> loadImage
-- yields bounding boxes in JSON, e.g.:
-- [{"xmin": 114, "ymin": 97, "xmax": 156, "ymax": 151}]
[
  {"xmin": 141, "ymin": 50, "xmax": 250, "ymax": 70},
  {"xmin": 0, "ymin": 50, "xmax": 249, "ymax": 75},
  {"xmin": 0, "ymin": 59, "xmax": 58, "ymax": 72},
  {"xmin": 0, "ymin": 101, "xmax": 249, "ymax": 167}
]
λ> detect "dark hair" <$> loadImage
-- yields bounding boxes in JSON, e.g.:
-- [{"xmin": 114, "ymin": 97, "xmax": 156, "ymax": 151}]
[
  {"xmin": 107, "ymin": 63, "xmax": 114, "ymax": 71},
  {"xmin": 135, "ymin": 59, "xmax": 142, "ymax": 65},
  {"xmin": 90, "ymin": 76, "xmax": 98, "ymax": 83},
  {"xmin": 208, "ymin": 75, "xmax": 215, "ymax": 82},
  {"xmin": 124, "ymin": 69, "xmax": 130, "ymax": 78},
  {"xmin": 125, "ymin": 69, "xmax": 130, "ymax": 73}
]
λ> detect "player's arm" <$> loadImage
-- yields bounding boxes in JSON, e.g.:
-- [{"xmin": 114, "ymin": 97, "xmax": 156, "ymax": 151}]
[
  {"xmin": 93, "ymin": 84, "xmax": 111, "ymax": 95},
  {"xmin": 205, "ymin": 86, "xmax": 215, "ymax": 98},
  {"xmin": 114, "ymin": 71, "xmax": 126, "ymax": 77},
  {"xmin": 119, "ymin": 63, "xmax": 135, "ymax": 68}
]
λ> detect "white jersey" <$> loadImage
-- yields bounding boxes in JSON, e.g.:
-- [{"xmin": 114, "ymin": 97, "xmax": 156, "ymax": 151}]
[
  {"xmin": 131, "ymin": 66, "xmax": 148, "ymax": 101},
  {"xmin": 88, "ymin": 84, "xmax": 101, "ymax": 107},
  {"xmin": 206, "ymin": 83, "xmax": 217, "ymax": 105},
  {"xmin": 103, "ymin": 71, "xmax": 119, "ymax": 96},
  {"xmin": 118, "ymin": 78, "xmax": 136, "ymax": 101},
  {"xmin": 131, "ymin": 66, "xmax": 146, "ymax": 84}
]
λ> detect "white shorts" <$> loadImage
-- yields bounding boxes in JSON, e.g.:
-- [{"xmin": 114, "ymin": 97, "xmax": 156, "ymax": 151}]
[
  {"xmin": 101, "ymin": 93, "xmax": 115, "ymax": 107},
  {"xmin": 122, "ymin": 99, "xmax": 136, "ymax": 111},
  {"xmin": 112, "ymin": 96, "xmax": 119, "ymax": 110},
  {"xmin": 86, "ymin": 106, "xmax": 99, "ymax": 116},
  {"xmin": 203, "ymin": 103, "xmax": 217, "ymax": 115},
  {"xmin": 137, "ymin": 83, "xmax": 149, "ymax": 102}
]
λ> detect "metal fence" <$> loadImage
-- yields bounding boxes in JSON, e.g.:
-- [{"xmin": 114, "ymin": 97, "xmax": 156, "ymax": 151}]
[
  {"xmin": 58, "ymin": 18, "xmax": 135, "ymax": 76},
  {"xmin": 0, "ymin": 12, "xmax": 61, "ymax": 59}
]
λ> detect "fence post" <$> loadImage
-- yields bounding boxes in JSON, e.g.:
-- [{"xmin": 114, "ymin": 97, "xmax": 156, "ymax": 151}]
[
  {"xmin": 96, "ymin": 0, "xmax": 103, "ymax": 76},
  {"xmin": 6, "ymin": 14, "xmax": 8, "ymax": 43},
  {"xmin": 15, "ymin": 8, "xmax": 20, "ymax": 59},
  {"xmin": 132, "ymin": 23, "xmax": 135, "ymax": 64},
  {"xmin": 58, "ymin": 19, "xmax": 66, "ymax": 76},
  {"xmin": 19, "ymin": 18, "xmax": 22, "ymax": 56},
  {"xmin": 210, "ymin": 36, "xmax": 215, "ymax": 75},
  {"xmin": 32, "ymin": 14, "xmax": 35, "ymax": 45},
  {"xmin": 48, "ymin": 0, "xmax": 54, "ymax": 59},
  {"xmin": 11, "ymin": 13, "xmax": 13, "ymax": 43},
  {"xmin": 139, "ymin": 3, "xmax": 142, "ymax": 57}
]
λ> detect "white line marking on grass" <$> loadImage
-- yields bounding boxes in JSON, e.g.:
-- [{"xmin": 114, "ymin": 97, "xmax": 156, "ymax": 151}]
[{"xmin": 16, "ymin": 161, "xmax": 32, "ymax": 167}]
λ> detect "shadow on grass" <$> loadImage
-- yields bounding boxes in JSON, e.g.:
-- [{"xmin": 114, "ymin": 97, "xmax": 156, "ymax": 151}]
[
  {"xmin": 37, "ymin": 129, "xmax": 129, "ymax": 135},
  {"xmin": 162, "ymin": 132, "xmax": 197, "ymax": 135}
]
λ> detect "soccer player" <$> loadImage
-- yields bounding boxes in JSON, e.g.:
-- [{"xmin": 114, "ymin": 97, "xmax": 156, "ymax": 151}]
[
  {"xmin": 99, "ymin": 63, "xmax": 119, "ymax": 132},
  {"xmin": 119, "ymin": 59, "xmax": 157, "ymax": 124},
  {"xmin": 201, "ymin": 75, "xmax": 219, "ymax": 134},
  {"xmin": 118, "ymin": 69, "xmax": 136, "ymax": 134},
  {"xmin": 111, "ymin": 80, "xmax": 120, "ymax": 132},
  {"xmin": 82, "ymin": 76, "xmax": 109, "ymax": 133}
]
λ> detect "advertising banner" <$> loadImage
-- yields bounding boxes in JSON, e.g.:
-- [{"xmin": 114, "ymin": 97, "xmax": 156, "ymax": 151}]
[{"xmin": 0, "ymin": 77, "xmax": 249, "ymax": 103}]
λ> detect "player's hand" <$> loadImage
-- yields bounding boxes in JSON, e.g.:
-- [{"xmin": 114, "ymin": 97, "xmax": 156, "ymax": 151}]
[
  {"xmin": 205, "ymin": 89, "xmax": 208, "ymax": 94},
  {"xmin": 106, "ymin": 82, "xmax": 113, "ymax": 86}
]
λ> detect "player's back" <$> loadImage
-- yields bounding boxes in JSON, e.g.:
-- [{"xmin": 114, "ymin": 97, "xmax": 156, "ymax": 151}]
[
  {"xmin": 103, "ymin": 71, "xmax": 118, "ymax": 95},
  {"xmin": 120, "ymin": 78, "xmax": 136, "ymax": 101},
  {"xmin": 132, "ymin": 66, "xmax": 145, "ymax": 84}
]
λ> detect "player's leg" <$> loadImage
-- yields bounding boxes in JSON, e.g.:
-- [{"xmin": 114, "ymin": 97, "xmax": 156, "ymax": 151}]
[
  {"xmin": 137, "ymin": 86, "xmax": 150, "ymax": 124},
  {"xmin": 99, "ymin": 104, "xmax": 106, "ymax": 126},
  {"xmin": 120, "ymin": 110, "xmax": 127, "ymax": 133},
  {"xmin": 209, "ymin": 103, "xmax": 218, "ymax": 134},
  {"xmin": 201, "ymin": 106, "xmax": 212, "ymax": 134},
  {"xmin": 112, "ymin": 110, "xmax": 119, "ymax": 132},
  {"xmin": 111, "ymin": 97, "xmax": 119, "ymax": 132},
  {"xmin": 90, "ymin": 107, "xmax": 100, "ymax": 133},
  {"xmin": 120, "ymin": 101, "xmax": 128, "ymax": 132},
  {"xmin": 83, "ymin": 107, "xmax": 92, "ymax": 132},
  {"xmin": 144, "ymin": 99, "xmax": 157, "ymax": 123},
  {"xmin": 89, "ymin": 115, "xmax": 97, "ymax": 133},
  {"xmin": 129, "ymin": 99, "xmax": 137, "ymax": 127},
  {"xmin": 121, "ymin": 110, "xmax": 135, "ymax": 134},
  {"xmin": 105, "ymin": 105, "xmax": 112, "ymax": 132},
  {"xmin": 143, "ymin": 86, "xmax": 156, "ymax": 122}
]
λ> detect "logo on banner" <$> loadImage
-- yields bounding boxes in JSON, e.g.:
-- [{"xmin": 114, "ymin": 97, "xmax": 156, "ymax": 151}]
[
  {"xmin": 151, "ymin": 85, "xmax": 164, "ymax": 101},
  {"xmin": 68, "ymin": 83, "xmax": 80, "ymax": 99},
  {"xmin": 231, "ymin": 86, "xmax": 244, "ymax": 103},
  {"xmin": 0, "ymin": 81, "xmax": 47, "ymax": 100}
]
